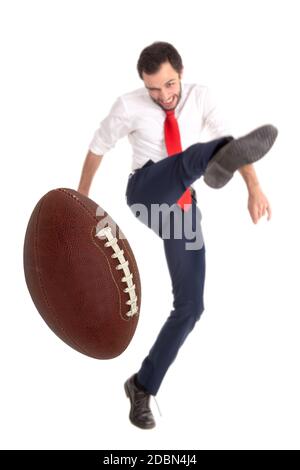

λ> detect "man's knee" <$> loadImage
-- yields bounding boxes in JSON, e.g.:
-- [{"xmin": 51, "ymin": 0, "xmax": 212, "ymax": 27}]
[
  {"xmin": 192, "ymin": 298, "xmax": 205, "ymax": 322},
  {"xmin": 174, "ymin": 298, "xmax": 205, "ymax": 324}
]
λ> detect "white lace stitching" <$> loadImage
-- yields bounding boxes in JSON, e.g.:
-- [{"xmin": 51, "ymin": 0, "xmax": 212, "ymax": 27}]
[
  {"xmin": 153, "ymin": 396, "xmax": 162, "ymax": 417},
  {"xmin": 95, "ymin": 225, "xmax": 138, "ymax": 317}
]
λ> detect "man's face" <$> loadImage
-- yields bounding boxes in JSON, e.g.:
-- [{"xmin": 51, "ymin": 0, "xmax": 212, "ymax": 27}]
[{"xmin": 142, "ymin": 61, "xmax": 183, "ymax": 111}]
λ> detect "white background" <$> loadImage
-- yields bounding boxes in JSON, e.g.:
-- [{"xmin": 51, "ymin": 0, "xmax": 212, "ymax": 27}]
[{"xmin": 1, "ymin": 0, "xmax": 299, "ymax": 450}]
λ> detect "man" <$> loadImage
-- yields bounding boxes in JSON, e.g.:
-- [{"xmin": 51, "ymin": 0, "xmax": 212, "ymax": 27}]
[{"xmin": 77, "ymin": 41, "xmax": 277, "ymax": 430}]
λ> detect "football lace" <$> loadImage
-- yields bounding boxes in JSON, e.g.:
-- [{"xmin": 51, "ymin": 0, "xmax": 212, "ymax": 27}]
[{"xmin": 95, "ymin": 225, "xmax": 138, "ymax": 318}]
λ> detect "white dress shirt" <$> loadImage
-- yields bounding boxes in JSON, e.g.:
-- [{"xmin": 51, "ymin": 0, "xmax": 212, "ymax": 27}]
[{"xmin": 89, "ymin": 82, "xmax": 233, "ymax": 172}]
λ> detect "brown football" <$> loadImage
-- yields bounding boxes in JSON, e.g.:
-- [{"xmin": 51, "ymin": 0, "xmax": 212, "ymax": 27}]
[{"xmin": 23, "ymin": 188, "xmax": 141, "ymax": 359}]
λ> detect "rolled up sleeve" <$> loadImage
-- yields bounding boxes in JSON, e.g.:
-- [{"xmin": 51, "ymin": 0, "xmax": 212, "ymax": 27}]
[{"xmin": 88, "ymin": 96, "xmax": 131, "ymax": 155}]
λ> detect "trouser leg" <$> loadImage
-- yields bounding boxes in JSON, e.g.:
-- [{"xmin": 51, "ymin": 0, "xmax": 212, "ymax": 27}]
[
  {"xmin": 126, "ymin": 191, "xmax": 206, "ymax": 395},
  {"xmin": 137, "ymin": 236, "xmax": 206, "ymax": 396},
  {"xmin": 126, "ymin": 136, "xmax": 232, "ymax": 208}
]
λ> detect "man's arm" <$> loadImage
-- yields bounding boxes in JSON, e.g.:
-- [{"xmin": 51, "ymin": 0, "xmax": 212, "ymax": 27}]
[
  {"xmin": 202, "ymin": 87, "xmax": 272, "ymax": 224},
  {"xmin": 238, "ymin": 163, "xmax": 260, "ymax": 192},
  {"xmin": 78, "ymin": 96, "xmax": 130, "ymax": 197},
  {"xmin": 77, "ymin": 150, "xmax": 103, "ymax": 196},
  {"xmin": 238, "ymin": 163, "xmax": 272, "ymax": 224}
]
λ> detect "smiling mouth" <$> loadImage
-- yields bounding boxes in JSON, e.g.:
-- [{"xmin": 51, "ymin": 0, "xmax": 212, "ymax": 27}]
[{"xmin": 160, "ymin": 96, "xmax": 176, "ymax": 106}]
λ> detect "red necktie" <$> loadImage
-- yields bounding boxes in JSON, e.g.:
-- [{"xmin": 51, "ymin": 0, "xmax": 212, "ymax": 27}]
[{"xmin": 164, "ymin": 110, "xmax": 192, "ymax": 211}]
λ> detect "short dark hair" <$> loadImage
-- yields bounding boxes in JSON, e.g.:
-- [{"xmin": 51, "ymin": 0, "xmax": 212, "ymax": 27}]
[{"xmin": 137, "ymin": 41, "xmax": 183, "ymax": 80}]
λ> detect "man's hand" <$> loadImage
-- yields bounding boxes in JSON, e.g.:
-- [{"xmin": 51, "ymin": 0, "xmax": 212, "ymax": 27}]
[
  {"xmin": 247, "ymin": 184, "xmax": 272, "ymax": 224},
  {"xmin": 238, "ymin": 163, "xmax": 272, "ymax": 223}
]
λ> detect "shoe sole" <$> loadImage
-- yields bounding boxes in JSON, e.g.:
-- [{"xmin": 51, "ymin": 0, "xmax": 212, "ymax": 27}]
[
  {"xmin": 124, "ymin": 382, "xmax": 156, "ymax": 430},
  {"xmin": 203, "ymin": 124, "xmax": 278, "ymax": 189}
]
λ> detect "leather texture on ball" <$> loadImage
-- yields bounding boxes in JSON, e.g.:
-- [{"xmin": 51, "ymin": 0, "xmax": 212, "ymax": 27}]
[{"xmin": 23, "ymin": 188, "xmax": 141, "ymax": 359}]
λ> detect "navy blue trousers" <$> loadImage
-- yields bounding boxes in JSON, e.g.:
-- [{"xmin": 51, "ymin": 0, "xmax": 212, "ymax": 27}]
[{"xmin": 125, "ymin": 136, "xmax": 233, "ymax": 395}]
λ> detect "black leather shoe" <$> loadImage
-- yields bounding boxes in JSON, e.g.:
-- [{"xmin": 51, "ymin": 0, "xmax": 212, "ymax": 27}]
[
  {"xmin": 124, "ymin": 374, "xmax": 156, "ymax": 429},
  {"xmin": 204, "ymin": 124, "xmax": 278, "ymax": 189}
]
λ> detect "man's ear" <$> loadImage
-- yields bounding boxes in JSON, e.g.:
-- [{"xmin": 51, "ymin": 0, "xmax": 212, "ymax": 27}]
[{"xmin": 179, "ymin": 67, "xmax": 184, "ymax": 80}]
